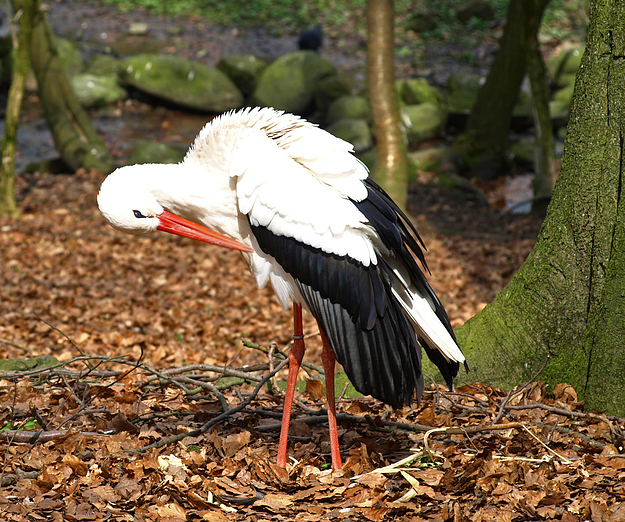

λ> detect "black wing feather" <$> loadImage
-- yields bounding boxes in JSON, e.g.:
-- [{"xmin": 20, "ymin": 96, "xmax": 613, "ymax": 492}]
[
  {"xmin": 248, "ymin": 177, "xmax": 465, "ymax": 405},
  {"xmin": 250, "ymin": 221, "xmax": 422, "ymax": 406},
  {"xmin": 353, "ymin": 179, "xmax": 467, "ymax": 383}
]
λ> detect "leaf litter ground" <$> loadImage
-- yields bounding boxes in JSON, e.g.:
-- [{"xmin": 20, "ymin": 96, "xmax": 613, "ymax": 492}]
[{"xmin": 1, "ymin": 168, "xmax": 624, "ymax": 521}]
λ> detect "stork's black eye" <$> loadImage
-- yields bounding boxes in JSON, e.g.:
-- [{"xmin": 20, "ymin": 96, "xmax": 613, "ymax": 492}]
[{"xmin": 133, "ymin": 210, "xmax": 146, "ymax": 218}]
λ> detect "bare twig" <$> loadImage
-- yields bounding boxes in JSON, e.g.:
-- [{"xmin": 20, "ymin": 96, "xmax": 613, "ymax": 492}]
[
  {"xmin": 32, "ymin": 311, "xmax": 92, "ymax": 367},
  {"xmin": 241, "ymin": 338, "xmax": 324, "ymax": 374},
  {"xmin": 177, "ymin": 377, "xmax": 229, "ymax": 411},
  {"xmin": 142, "ymin": 363, "xmax": 265, "ymax": 384},
  {"xmin": 268, "ymin": 343, "xmax": 281, "ymax": 396},
  {"xmin": 0, "ymin": 337, "xmax": 31, "ymax": 353},
  {"xmin": 493, "ymin": 355, "xmax": 550, "ymax": 424},
  {"xmin": 522, "ymin": 424, "xmax": 573, "ymax": 464},
  {"xmin": 129, "ymin": 357, "xmax": 290, "ymax": 454},
  {"xmin": 30, "ymin": 403, "xmax": 48, "ymax": 431},
  {"xmin": 0, "ymin": 429, "xmax": 109, "ymax": 443}
]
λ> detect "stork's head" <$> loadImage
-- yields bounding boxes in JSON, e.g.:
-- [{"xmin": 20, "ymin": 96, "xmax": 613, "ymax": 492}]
[
  {"xmin": 98, "ymin": 166, "xmax": 164, "ymax": 235},
  {"xmin": 97, "ymin": 165, "xmax": 252, "ymax": 252}
]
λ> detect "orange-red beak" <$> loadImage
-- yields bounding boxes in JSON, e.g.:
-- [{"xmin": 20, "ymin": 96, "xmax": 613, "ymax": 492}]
[{"xmin": 157, "ymin": 210, "xmax": 253, "ymax": 253}]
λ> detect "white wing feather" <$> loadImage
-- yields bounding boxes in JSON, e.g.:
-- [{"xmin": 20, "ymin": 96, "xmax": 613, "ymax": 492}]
[
  {"xmin": 232, "ymin": 128, "xmax": 377, "ymax": 266},
  {"xmin": 396, "ymin": 289, "xmax": 466, "ymax": 363}
]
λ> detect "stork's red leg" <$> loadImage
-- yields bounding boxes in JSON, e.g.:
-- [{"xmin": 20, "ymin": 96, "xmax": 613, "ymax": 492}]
[
  {"xmin": 276, "ymin": 303, "xmax": 305, "ymax": 468},
  {"xmin": 320, "ymin": 329, "xmax": 342, "ymax": 469}
]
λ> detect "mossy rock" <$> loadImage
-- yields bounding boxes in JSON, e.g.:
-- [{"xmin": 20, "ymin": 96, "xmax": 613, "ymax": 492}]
[
  {"xmin": 401, "ymin": 103, "xmax": 447, "ymax": 145},
  {"xmin": 71, "ymin": 73, "xmax": 127, "ymax": 108},
  {"xmin": 252, "ymin": 51, "xmax": 337, "ymax": 115},
  {"xmin": 445, "ymin": 71, "xmax": 485, "ymax": 114},
  {"xmin": 128, "ymin": 141, "xmax": 187, "ymax": 165},
  {"xmin": 86, "ymin": 54, "xmax": 121, "ymax": 76},
  {"xmin": 56, "ymin": 36, "xmax": 84, "ymax": 78},
  {"xmin": 326, "ymin": 95, "xmax": 370, "ymax": 124},
  {"xmin": 546, "ymin": 44, "xmax": 585, "ymax": 89},
  {"xmin": 399, "ymin": 78, "xmax": 441, "ymax": 106},
  {"xmin": 216, "ymin": 54, "xmax": 267, "ymax": 97},
  {"xmin": 0, "ymin": 356, "xmax": 59, "ymax": 371},
  {"xmin": 120, "ymin": 54, "xmax": 243, "ymax": 112},
  {"xmin": 326, "ymin": 117, "xmax": 373, "ymax": 153},
  {"xmin": 313, "ymin": 74, "xmax": 352, "ymax": 115}
]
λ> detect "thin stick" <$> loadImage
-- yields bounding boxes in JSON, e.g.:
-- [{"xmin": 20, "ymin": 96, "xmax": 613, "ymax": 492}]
[
  {"xmin": 242, "ymin": 338, "xmax": 324, "ymax": 374},
  {"xmin": 493, "ymin": 355, "xmax": 550, "ymax": 424},
  {"xmin": 522, "ymin": 425, "xmax": 573, "ymax": 464},
  {"xmin": 0, "ymin": 337, "xmax": 31, "ymax": 353},
  {"xmin": 32, "ymin": 311, "xmax": 92, "ymax": 367},
  {"xmin": 130, "ymin": 358, "xmax": 289, "ymax": 454}
]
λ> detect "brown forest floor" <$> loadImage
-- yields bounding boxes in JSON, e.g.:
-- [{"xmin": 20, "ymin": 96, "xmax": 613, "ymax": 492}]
[{"xmin": 1, "ymin": 168, "xmax": 624, "ymax": 521}]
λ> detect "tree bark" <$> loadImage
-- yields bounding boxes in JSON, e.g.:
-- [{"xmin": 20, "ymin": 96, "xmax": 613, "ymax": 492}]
[
  {"xmin": 0, "ymin": 0, "xmax": 35, "ymax": 217},
  {"xmin": 366, "ymin": 0, "xmax": 408, "ymax": 210},
  {"xmin": 453, "ymin": 0, "xmax": 625, "ymax": 416},
  {"xmin": 26, "ymin": 0, "xmax": 114, "ymax": 172},
  {"xmin": 527, "ymin": 12, "xmax": 555, "ymax": 215},
  {"xmin": 458, "ymin": 0, "xmax": 550, "ymax": 180}
]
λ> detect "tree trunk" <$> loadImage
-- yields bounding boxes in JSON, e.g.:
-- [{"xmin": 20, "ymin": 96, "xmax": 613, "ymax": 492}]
[
  {"xmin": 366, "ymin": 0, "xmax": 408, "ymax": 210},
  {"xmin": 458, "ymin": 0, "xmax": 550, "ymax": 180},
  {"xmin": 0, "ymin": 0, "xmax": 35, "ymax": 217},
  {"xmin": 454, "ymin": 0, "xmax": 625, "ymax": 416},
  {"xmin": 25, "ymin": 0, "xmax": 114, "ymax": 172},
  {"xmin": 527, "ymin": 14, "xmax": 555, "ymax": 216}
]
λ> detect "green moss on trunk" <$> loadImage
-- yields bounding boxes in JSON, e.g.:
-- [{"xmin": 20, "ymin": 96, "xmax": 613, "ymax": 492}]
[{"xmin": 450, "ymin": 0, "xmax": 625, "ymax": 416}]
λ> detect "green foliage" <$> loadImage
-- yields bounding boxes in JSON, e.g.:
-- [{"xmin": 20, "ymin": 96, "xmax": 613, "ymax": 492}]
[
  {"xmin": 81, "ymin": 0, "xmax": 588, "ymax": 65},
  {"xmin": 541, "ymin": 0, "xmax": 590, "ymax": 40},
  {"xmin": 93, "ymin": 0, "xmax": 370, "ymax": 31},
  {"xmin": 0, "ymin": 418, "xmax": 37, "ymax": 431}
]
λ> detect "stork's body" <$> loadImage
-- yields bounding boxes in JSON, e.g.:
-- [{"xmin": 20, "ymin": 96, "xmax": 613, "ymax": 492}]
[{"xmin": 98, "ymin": 107, "xmax": 467, "ymax": 469}]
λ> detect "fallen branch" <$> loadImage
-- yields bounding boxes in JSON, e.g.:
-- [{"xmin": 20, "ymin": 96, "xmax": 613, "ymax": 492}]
[
  {"xmin": 141, "ymin": 363, "xmax": 266, "ymax": 384},
  {"xmin": 254, "ymin": 411, "xmax": 525, "ymax": 438},
  {"xmin": 0, "ymin": 429, "xmax": 109, "ymax": 443}
]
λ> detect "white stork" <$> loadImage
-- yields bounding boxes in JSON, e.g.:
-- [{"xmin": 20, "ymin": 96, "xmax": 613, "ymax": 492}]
[{"xmin": 97, "ymin": 107, "xmax": 467, "ymax": 470}]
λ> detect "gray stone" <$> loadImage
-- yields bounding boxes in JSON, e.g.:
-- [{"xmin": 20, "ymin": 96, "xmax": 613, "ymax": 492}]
[
  {"xmin": 128, "ymin": 22, "xmax": 149, "ymax": 35},
  {"xmin": 252, "ymin": 51, "xmax": 337, "ymax": 115},
  {"xmin": 217, "ymin": 54, "xmax": 267, "ymax": 97},
  {"xmin": 119, "ymin": 54, "xmax": 244, "ymax": 113},
  {"xmin": 71, "ymin": 73, "xmax": 127, "ymax": 108}
]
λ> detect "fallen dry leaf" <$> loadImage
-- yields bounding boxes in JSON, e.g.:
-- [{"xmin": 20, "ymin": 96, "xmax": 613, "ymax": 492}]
[{"xmin": 0, "ymin": 168, "xmax": 623, "ymax": 522}]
